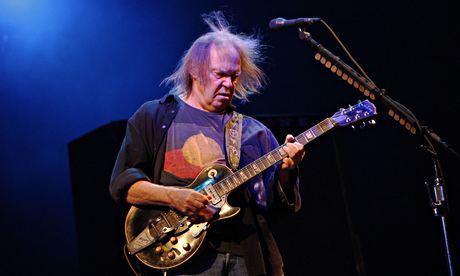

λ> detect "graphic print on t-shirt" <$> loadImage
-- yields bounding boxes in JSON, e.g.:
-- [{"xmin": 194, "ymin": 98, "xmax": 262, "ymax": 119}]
[
  {"xmin": 162, "ymin": 100, "xmax": 230, "ymax": 183},
  {"xmin": 164, "ymin": 132, "xmax": 225, "ymax": 179}
]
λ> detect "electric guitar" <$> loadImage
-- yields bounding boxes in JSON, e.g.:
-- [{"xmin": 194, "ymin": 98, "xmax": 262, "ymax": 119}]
[{"xmin": 124, "ymin": 100, "xmax": 377, "ymax": 271}]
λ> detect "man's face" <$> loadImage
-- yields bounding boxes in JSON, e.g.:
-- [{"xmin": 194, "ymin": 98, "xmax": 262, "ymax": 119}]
[{"xmin": 190, "ymin": 44, "xmax": 241, "ymax": 113}]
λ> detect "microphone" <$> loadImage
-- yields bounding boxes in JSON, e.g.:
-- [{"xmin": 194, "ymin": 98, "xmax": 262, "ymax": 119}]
[{"xmin": 269, "ymin": 17, "xmax": 321, "ymax": 30}]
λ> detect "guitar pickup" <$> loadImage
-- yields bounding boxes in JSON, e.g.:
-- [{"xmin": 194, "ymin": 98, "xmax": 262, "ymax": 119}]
[{"xmin": 204, "ymin": 185, "xmax": 221, "ymax": 205}]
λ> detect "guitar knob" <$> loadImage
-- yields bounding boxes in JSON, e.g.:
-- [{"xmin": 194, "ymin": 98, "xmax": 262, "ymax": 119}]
[
  {"xmin": 183, "ymin": 243, "xmax": 191, "ymax": 251},
  {"xmin": 170, "ymin": 237, "xmax": 178, "ymax": 244},
  {"xmin": 154, "ymin": 246, "xmax": 164, "ymax": 254},
  {"xmin": 167, "ymin": 251, "xmax": 175, "ymax": 259}
]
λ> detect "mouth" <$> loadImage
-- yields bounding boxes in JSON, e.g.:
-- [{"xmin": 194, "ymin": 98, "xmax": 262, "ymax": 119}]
[{"xmin": 216, "ymin": 93, "xmax": 231, "ymax": 98}]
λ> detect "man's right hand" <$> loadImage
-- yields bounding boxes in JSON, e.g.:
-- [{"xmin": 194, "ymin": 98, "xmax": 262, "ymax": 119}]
[
  {"xmin": 126, "ymin": 180, "xmax": 217, "ymax": 223},
  {"xmin": 167, "ymin": 187, "xmax": 216, "ymax": 222}
]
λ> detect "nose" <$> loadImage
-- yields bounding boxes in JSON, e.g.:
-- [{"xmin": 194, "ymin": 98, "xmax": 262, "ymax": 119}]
[{"xmin": 222, "ymin": 76, "xmax": 234, "ymax": 89}]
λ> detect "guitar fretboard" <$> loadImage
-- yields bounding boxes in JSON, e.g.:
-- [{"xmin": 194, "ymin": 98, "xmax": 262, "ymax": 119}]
[{"xmin": 211, "ymin": 118, "xmax": 335, "ymax": 197}]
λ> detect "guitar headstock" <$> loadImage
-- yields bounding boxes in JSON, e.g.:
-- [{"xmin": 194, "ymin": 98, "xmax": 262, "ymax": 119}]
[{"xmin": 331, "ymin": 100, "xmax": 377, "ymax": 127}]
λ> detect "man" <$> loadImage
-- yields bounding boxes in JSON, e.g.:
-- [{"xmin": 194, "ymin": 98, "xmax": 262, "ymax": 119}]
[{"xmin": 110, "ymin": 11, "xmax": 305, "ymax": 276}]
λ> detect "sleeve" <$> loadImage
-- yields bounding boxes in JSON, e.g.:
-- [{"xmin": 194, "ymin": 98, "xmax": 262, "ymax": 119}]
[
  {"xmin": 264, "ymin": 128, "xmax": 301, "ymax": 213},
  {"xmin": 241, "ymin": 118, "xmax": 301, "ymax": 213},
  {"xmin": 109, "ymin": 105, "xmax": 154, "ymax": 204},
  {"xmin": 274, "ymin": 165, "xmax": 301, "ymax": 213}
]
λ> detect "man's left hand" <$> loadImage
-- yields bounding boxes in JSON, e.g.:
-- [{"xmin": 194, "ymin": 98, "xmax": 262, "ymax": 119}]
[{"xmin": 281, "ymin": 134, "xmax": 305, "ymax": 170}]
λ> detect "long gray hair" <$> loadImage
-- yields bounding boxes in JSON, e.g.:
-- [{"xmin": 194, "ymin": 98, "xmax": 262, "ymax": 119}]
[{"xmin": 162, "ymin": 11, "xmax": 266, "ymax": 102}]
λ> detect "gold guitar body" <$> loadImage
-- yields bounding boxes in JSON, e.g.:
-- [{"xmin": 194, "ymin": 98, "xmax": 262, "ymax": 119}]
[{"xmin": 124, "ymin": 164, "xmax": 240, "ymax": 270}]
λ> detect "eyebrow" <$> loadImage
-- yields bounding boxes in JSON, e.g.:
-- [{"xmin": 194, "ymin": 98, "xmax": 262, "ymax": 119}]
[{"xmin": 212, "ymin": 68, "xmax": 241, "ymax": 76}]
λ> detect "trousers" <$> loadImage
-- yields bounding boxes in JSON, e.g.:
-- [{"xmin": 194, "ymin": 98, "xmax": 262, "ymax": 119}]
[{"xmin": 169, "ymin": 252, "xmax": 248, "ymax": 276}]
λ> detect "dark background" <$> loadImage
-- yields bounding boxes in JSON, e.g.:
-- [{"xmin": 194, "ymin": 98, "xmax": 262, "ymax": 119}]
[{"xmin": 0, "ymin": 0, "xmax": 457, "ymax": 275}]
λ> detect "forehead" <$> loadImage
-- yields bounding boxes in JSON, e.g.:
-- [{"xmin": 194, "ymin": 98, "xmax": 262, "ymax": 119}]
[{"xmin": 209, "ymin": 44, "xmax": 241, "ymax": 72}]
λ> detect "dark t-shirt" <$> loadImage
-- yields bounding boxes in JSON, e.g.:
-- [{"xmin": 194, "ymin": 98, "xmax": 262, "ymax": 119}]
[
  {"xmin": 160, "ymin": 99, "xmax": 231, "ymax": 186},
  {"xmin": 160, "ymin": 99, "xmax": 249, "ymax": 256}
]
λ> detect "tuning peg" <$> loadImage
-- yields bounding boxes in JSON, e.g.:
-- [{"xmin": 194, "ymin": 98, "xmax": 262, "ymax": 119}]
[
  {"xmin": 360, "ymin": 120, "xmax": 377, "ymax": 129},
  {"xmin": 350, "ymin": 122, "xmax": 366, "ymax": 130},
  {"xmin": 350, "ymin": 119, "xmax": 377, "ymax": 131}
]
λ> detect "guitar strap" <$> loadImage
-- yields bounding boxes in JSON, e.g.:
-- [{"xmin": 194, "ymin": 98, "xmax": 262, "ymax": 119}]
[
  {"xmin": 225, "ymin": 111, "xmax": 243, "ymax": 172},
  {"xmin": 124, "ymin": 244, "xmax": 142, "ymax": 276}
]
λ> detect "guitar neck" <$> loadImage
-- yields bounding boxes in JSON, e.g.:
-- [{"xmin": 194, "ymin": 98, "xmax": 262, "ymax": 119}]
[{"xmin": 214, "ymin": 117, "xmax": 336, "ymax": 195}]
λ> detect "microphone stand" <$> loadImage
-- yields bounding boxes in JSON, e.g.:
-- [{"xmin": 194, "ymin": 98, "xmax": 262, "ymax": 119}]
[{"xmin": 297, "ymin": 29, "xmax": 457, "ymax": 276}]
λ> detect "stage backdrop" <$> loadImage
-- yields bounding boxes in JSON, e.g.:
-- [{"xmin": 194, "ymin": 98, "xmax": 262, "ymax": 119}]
[{"xmin": 1, "ymin": 0, "xmax": 456, "ymax": 275}]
